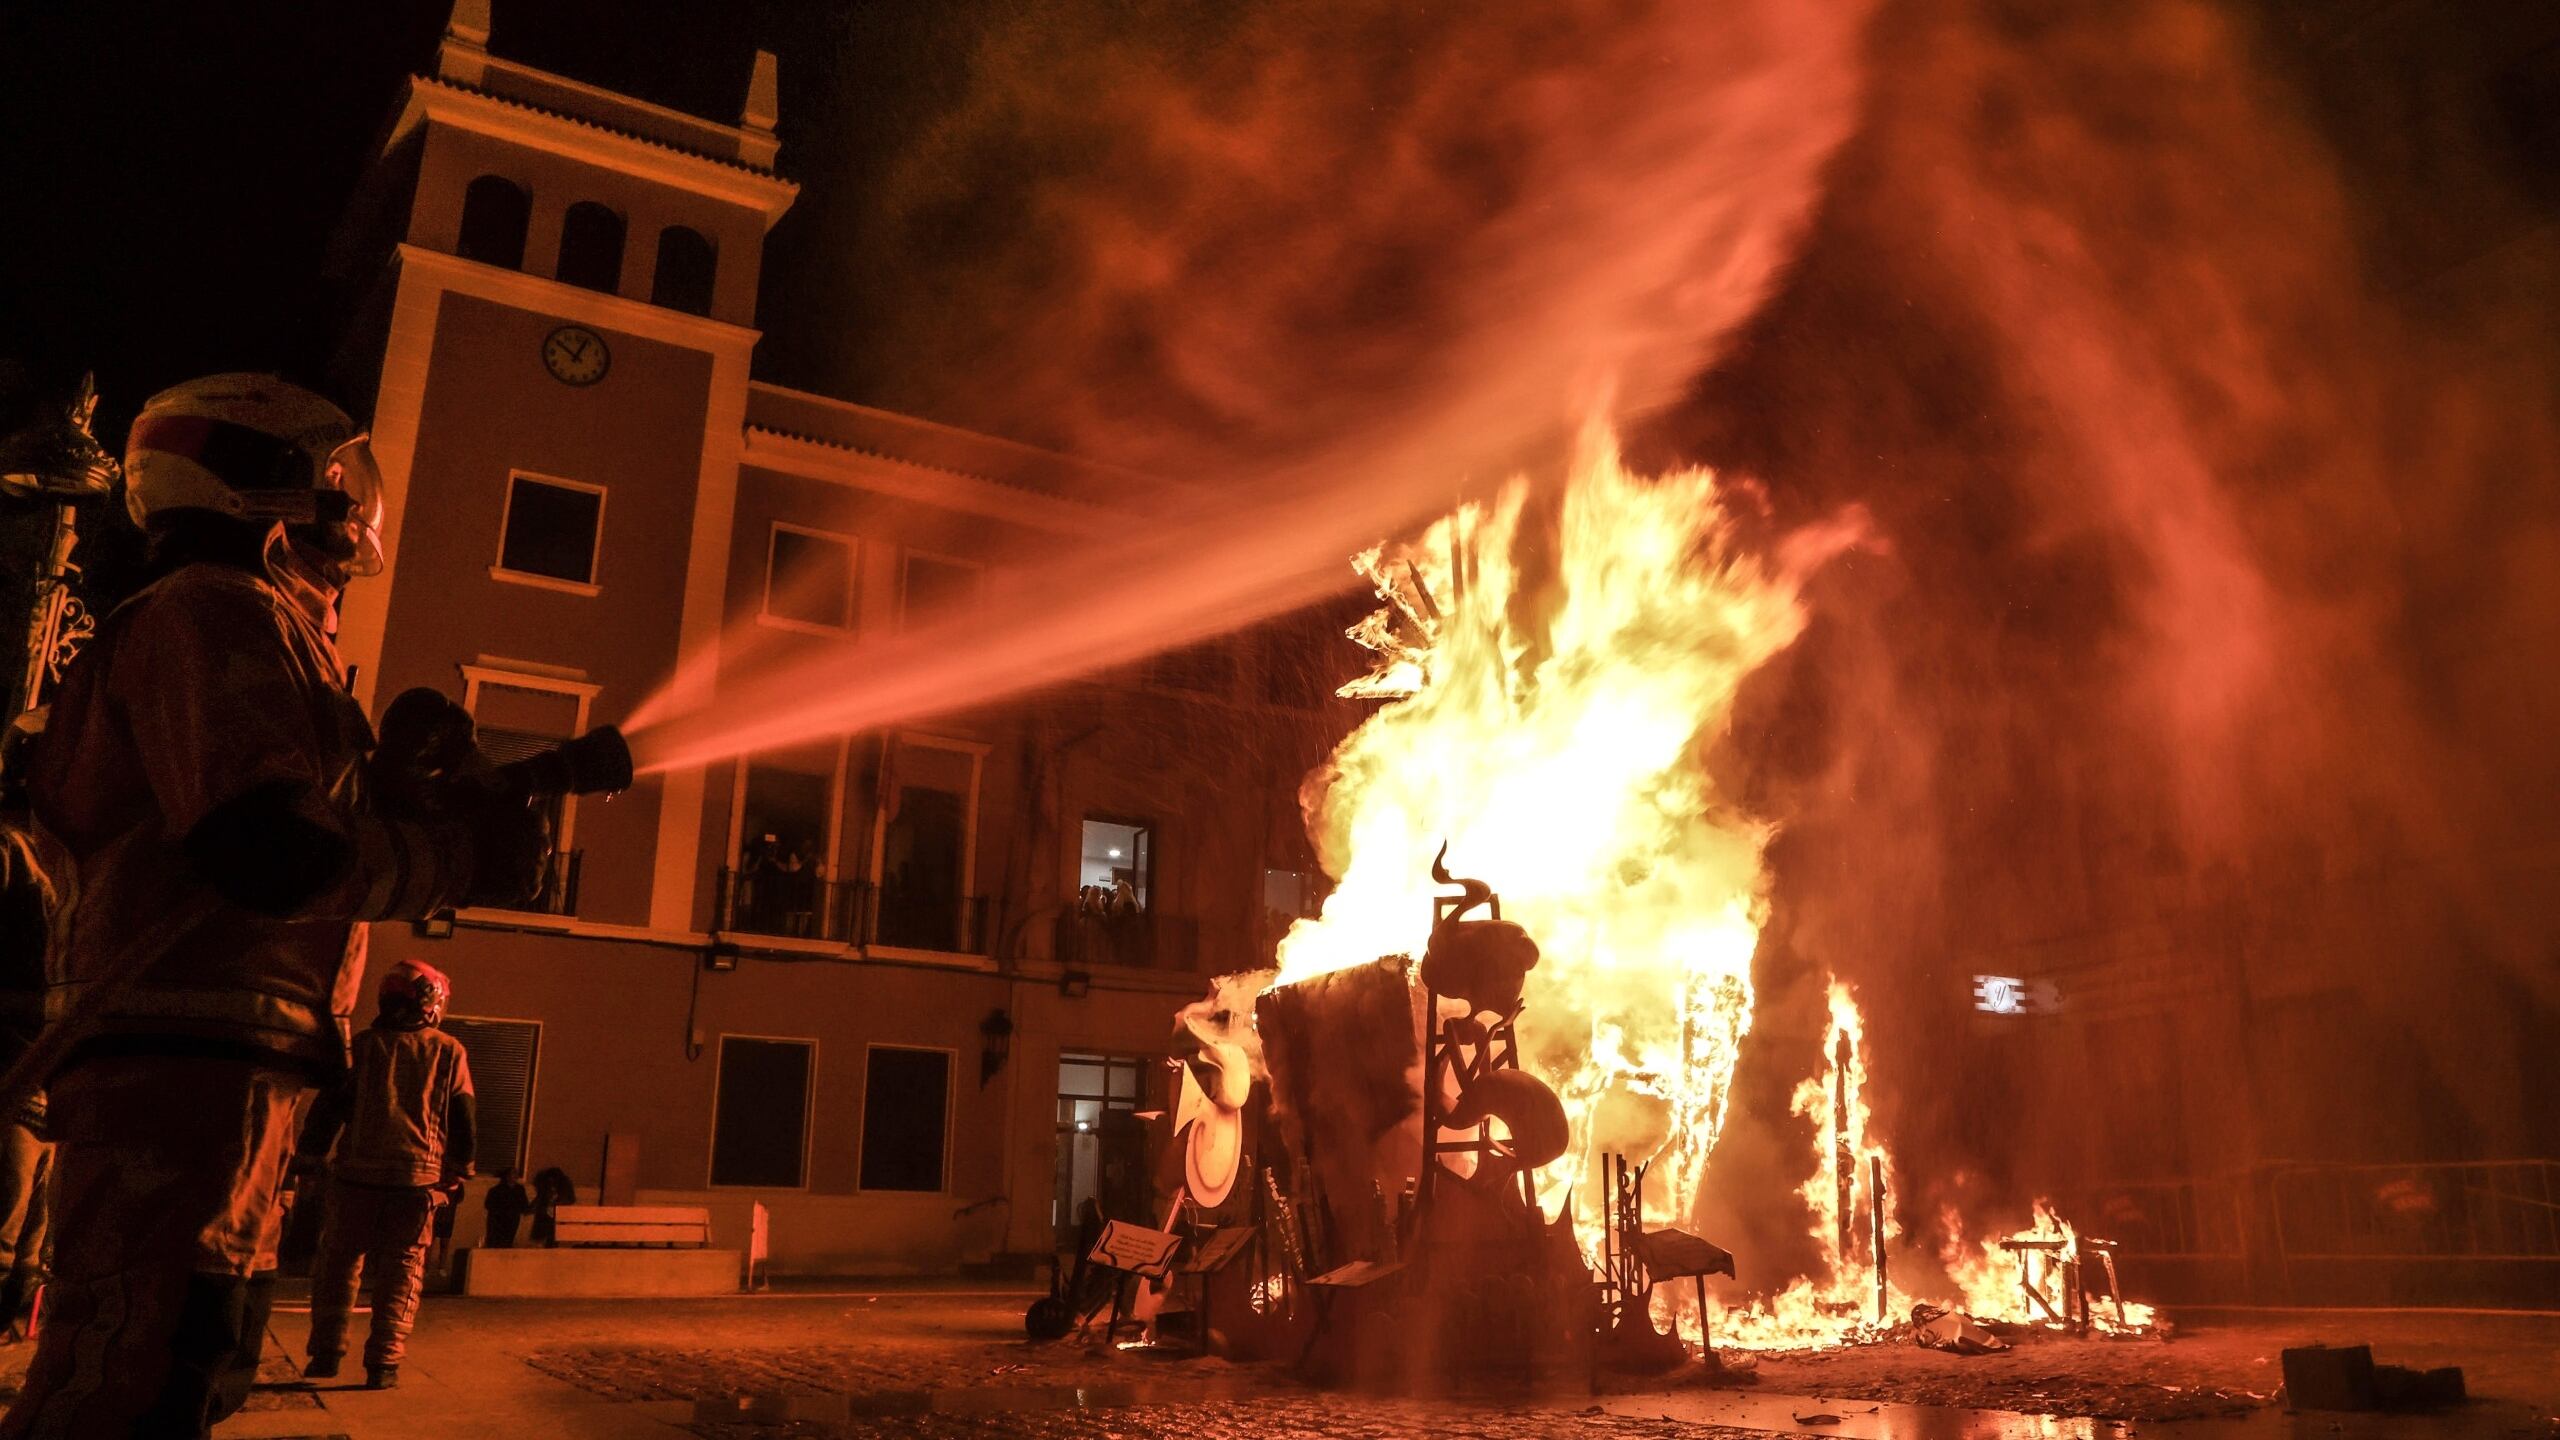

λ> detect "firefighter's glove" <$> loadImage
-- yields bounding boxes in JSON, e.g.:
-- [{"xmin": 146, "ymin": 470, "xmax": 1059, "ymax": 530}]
[
  {"xmin": 456, "ymin": 795, "xmax": 551, "ymax": 910},
  {"xmin": 186, "ymin": 780, "xmax": 351, "ymax": 917},
  {"xmin": 370, "ymin": 688, "xmax": 478, "ymax": 821}
]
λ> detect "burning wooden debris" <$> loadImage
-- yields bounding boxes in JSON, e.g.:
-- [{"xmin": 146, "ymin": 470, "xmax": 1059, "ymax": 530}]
[{"xmin": 1028, "ymin": 847, "xmax": 2169, "ymax": 1388}]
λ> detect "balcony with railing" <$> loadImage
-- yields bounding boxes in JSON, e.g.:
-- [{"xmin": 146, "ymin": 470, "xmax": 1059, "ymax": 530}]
[
  {"xmin": 1054, "ymin": 907, "xmax": 1199, "ymax": 971},
  {"xmin": 715, "ymin": 870, "xmax": 992, "ymax": 956},
  {"xmin": 716, "ymin": 866, "xmax": 855, "ymax": 942},
  {"xmin": 866, "ymin": 883, "xmax": 990, "ymax": 956}
]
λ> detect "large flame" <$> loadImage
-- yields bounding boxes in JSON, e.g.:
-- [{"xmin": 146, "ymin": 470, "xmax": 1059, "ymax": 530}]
[
  {"xmin": 1276, "ymin": 424, "xmax": 1817, "ymax": 1239},
  {"xmin": 1712, "ymin": 980, "xmax": 1900, "ymax": 1346},
  {"xmin": 1269, "ymin": 426, "xmax": 2154, "ymax": 1351}
]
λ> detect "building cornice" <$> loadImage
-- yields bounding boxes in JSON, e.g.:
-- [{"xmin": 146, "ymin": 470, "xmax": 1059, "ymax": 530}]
[
  {"xmin": 741, "ymin": 426, "xmax": 1119, "ymax": 539},
  {"xmin": 394, "ymin": 74, "xmax": 798, "ymax": 226},
  {"xmin": 394, "ymin": 244, "xmax": 764, "ymax": 358}
]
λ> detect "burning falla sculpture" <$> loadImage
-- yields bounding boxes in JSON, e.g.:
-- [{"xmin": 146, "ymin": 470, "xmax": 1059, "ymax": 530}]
[
  {"xmin": 1138, "ymin": 853, "xmax": 2156, "ymax": 1376},
  {"xmin": 1227, "ymin": 852, "xmax": 1610, "ymax": 1388}
]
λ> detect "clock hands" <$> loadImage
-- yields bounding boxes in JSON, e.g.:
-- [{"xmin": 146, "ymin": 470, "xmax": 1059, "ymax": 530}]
[{"xmin": 545, "ymin": 327, "xmax": 607, "ymax": 382}]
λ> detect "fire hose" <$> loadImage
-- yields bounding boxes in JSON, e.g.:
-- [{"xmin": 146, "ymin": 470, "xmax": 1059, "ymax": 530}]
[{"xmin": 0, "ymin": 719, "xmax": 632, "ymax": 1119}]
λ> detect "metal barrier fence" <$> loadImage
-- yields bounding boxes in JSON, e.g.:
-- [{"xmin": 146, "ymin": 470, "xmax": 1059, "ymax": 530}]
[
  {"xmin": 2074, "ymin": 1160, "xmax": 2560, "ymax": 1308},
  {"xmin": 2266, "ymin": 1159, "xmax": 2560, "ymax": 1307},
  {"xmin": 2073, "ymin": 1176, "xmax": 2250, "ymax": 1306}
]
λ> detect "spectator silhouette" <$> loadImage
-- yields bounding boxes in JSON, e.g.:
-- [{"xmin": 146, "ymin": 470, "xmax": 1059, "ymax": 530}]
[
  {"xmin": 483, "ymin": 1170, "xmax": 530, "ymax": 1250},
  {"xmin": 774, "ymin": 846, "xmax": 815, "ymax": 936},
  {"xmin": 529, "ymin": 1167, "xmax": 577, "ymax": 1247}
]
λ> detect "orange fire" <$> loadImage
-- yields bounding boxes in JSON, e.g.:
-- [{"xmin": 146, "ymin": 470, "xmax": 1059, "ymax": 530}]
[
  {"xmin": 1274, "ymin": 422, "xmax": 1827, "ymax": 1268},
  {"xmin": 1268, "ymin": 427, "xmax": 2151, "ymax": 1351}
]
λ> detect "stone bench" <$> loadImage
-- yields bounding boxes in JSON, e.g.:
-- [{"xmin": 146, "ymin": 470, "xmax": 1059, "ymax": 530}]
[
  {"xmin": 457, "ymin": 1204, "xmax": 734, "ymax": 1296},
  {"xmin": 553, "ymin": 1203, "xmax": 713, "ymax": 1247}
]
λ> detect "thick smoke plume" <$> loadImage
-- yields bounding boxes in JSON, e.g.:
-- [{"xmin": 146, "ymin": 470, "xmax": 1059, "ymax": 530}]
[
  {"xmin": 857, "ymin": 0, "xmax": 1873, "ymax": 475},
  {"xmin": 1666, "ymin": 0, "xmax": 2560, "ymax": 1284},
  {"xmin": 635, "ymin": 0, "xmax": 1877, "ymax": 765},
  {"xmin": 676, "ymin": 0, "xmax": 2555, "ymax": 1301}
]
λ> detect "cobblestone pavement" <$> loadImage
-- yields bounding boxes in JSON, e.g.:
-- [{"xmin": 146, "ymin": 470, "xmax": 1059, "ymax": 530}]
[
  {"xmin": 521, "ymin": 1331, "xmax": 1270, "ymax": 1403},
  {"xmin": 503, "ymin": 1296, "xmax": 2559, "ymax": 1440},
  {"xmin": 0, "ymin": 1283, "xmax": 2544, "ymax": 1438}
]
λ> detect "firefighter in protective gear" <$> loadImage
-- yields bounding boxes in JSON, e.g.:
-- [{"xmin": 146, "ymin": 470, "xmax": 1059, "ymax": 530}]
[
  {"xmin": 6, "ymin": 374, "xmax": 547, "ymax": 1440},
  {"xmin": 302, "ymin": 959, "xmax": 474, "ymax": 1389}
]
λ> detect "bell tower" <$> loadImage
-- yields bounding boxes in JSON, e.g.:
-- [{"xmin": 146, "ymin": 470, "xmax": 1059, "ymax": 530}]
[{"xmin": 327, "ymin": 0, "xmax": 797, "ymax": 931}]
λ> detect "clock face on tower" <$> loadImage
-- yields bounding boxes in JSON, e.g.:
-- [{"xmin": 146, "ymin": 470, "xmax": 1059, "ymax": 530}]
[{"xmin": 541, "ymin": 325, "xmax": 610, "ymax": 386}]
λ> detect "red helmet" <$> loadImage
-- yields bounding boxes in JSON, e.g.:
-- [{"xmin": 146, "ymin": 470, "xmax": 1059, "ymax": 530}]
[{"xmin": 377, "ymin": 959, "xmax": 451, "ymax": 1029}]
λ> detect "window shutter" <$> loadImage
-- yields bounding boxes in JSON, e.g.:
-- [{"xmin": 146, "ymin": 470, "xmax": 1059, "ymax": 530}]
[{"xmin": 444, "ymin": 1016, "xmax": 540, "ymax": 1176}]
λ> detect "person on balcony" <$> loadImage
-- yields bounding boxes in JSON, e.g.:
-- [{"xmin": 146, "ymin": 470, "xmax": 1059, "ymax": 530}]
[{"xmin": 773, "ymin": 845, "xmax": 816, "ymax": 937}]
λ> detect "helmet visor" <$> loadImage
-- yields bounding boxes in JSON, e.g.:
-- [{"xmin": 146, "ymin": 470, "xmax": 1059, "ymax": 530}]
[{"xmin": 322, "ymin": 434, "xmax": 385, "ymax": 576}]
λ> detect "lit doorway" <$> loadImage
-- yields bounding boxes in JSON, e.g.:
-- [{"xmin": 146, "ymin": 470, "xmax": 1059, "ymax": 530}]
[{"xmin": 1053, "ymin": 1052, "xmax": 1150, "ymax": 1246}]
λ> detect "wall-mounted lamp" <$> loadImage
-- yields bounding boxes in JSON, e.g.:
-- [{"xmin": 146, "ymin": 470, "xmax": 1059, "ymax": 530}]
[
  {"xmin": 1058, "ymin": 969, "xmax": 1092, "ymax": 999},
  {"xmin": 414, "ymin": 909, "xmax": 456, "ymax": 940},
  {"xmin": 704, "ymin": 942, "xmax": 740, "ymax": 973},
  {"xmin": 978, "ymin": 1007, "xmax": 1015, "ymax": 1087}
]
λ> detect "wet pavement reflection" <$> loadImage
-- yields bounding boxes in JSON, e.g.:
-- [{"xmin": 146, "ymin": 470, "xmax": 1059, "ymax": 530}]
[{"xmin": 687, "ymin": 1380, "xmax": 2541, "ymax": 1440}]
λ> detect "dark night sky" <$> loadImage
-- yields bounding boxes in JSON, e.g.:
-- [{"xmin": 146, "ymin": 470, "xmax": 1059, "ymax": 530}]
[{"xmin": 0, "ymin": 0, "xmax": 978, "ymax": 430}]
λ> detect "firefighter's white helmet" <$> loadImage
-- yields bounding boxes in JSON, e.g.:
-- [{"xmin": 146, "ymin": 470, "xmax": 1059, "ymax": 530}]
[{"xmin": 124, "ymin": 373, "xmax": 384, "ymax": 575}]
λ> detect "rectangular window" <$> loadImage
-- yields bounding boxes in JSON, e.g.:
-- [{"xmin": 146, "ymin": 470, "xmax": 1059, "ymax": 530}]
[
  {"xmin": 463, "ymin": 675, "xmax": 590, "ymax": 916},
  {"xmin": 763, "ymin": 523, "xmax": 856, "ymax": 632},
  {"xmin": 871, "ymin": 737, "xmax": 984, "ymax": 954},
  {"xmin": 443, "ymin": 1016, "xmax": 540, "ymax": 1178},
  {"xmin": 876, "ymin": 786, "xmax": 966, "ymax": 950},
  {"xmin": 1066, "ymin": 818, "xmax": 1158, "ymax": 968},
  {"xmin": 709, "ymin": 1036, "xmax": 814, "ymax": 1188},
  {"xmin": 860, "ymin": 1046, "xmax": 951, "ymax": 1192},
  {"xmin": 495, "ymin": 473, "xmax": 605, "ymax": 591},
  {"xmin": 900, "ymin": 553, "xmax": 977, "ymax": 630},
  {"xmin": 1260, "ymin": 868, "xmax": 1321, "ymax": 962},
  {"xmin": 731, "ymin": 751, "xmax": 837, "ymax": 938},
  {"xmin": 1079, "ymin": 818, "xmax": 1152, "ymax": 911}
]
